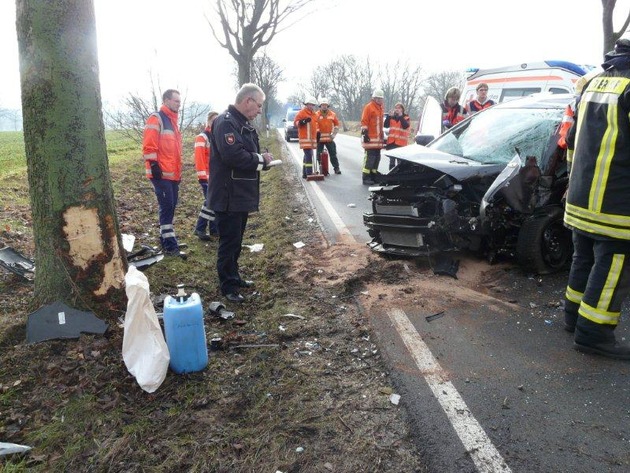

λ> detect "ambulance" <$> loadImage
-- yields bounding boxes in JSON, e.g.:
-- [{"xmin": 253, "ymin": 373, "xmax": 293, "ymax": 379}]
[{"xmin": 461, "ymin": 60, "xmax": 590, "ymax": 105}]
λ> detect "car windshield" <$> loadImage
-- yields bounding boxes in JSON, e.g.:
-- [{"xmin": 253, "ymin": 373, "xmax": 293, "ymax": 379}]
[
  {"xmin": 287, "ymin": 111, "xmax": 298, "ymax": 122},
  {"xmin": 430, "ymin": 107, "xmax": 562, "ymax": 165}
]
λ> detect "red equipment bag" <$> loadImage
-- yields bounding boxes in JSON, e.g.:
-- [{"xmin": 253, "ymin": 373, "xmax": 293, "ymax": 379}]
[{"xmin": 320, "ymin": 149, "xmax": 329, "ymax": 176}]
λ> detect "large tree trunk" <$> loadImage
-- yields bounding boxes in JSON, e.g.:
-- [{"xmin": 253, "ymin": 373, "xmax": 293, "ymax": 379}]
[{"xmin": 16, "ymin": 0, "xmax": 127, "ymax": 315}]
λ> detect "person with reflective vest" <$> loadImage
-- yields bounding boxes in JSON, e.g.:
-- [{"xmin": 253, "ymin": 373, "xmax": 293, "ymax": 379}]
[
  {"xmin": 440, "ymin": 87, "xmax": 467, "ymax": 133},
  {"xmin": 294, "ymin": 97, "xmax": 318, "ymax": 178},
  {"xmin": 193, "ymin": 111, "xmax": 218, "ymax": 241},
  {"xmin": 384, "ymin": 102, "xmax": 410, "ymax": 170},
  {"xmin": 466, "ymin": 82, "xmax": 495, "ymax": 114},
  {"xmin": 315, "ymin": 98, "xmax": 341, "ymax": 174},
  {"xmin": 361, "ymin": 89, "xmax": 386, "ymax": 185},
  {"xmin": 142, "ymin": 89, "xmax": 185, "ymax": 258},
  {"xmin": 563, "ymin": 39, "xmax": 630, "ymax": 359}
]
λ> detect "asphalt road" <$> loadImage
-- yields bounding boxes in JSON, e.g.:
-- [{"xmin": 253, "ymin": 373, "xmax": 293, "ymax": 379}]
[{"xmin": 280, "ymin": 131, "xmax": 630, "ymax": 473}]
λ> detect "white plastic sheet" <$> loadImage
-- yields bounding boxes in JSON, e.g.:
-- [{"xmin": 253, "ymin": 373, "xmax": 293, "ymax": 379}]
[{"xmin": 122, "ymin": 266, "xmax": 170, "ymax": 393}]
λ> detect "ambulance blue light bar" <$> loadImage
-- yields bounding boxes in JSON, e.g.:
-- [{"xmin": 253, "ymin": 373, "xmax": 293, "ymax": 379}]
[{"xmin": 544, "ymin": 60, "xmax": 587, "ymax": 76}]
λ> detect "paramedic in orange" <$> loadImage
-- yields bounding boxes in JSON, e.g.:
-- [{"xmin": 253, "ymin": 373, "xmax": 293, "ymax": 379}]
[
  {"xmin": 384, "ymin": 102, "xmax": 410, "ymax": 170},
  {"xmin": 466, "ymin": 83, "xmax": 495, "ymax": 114},
  {"xmin": 294, "ymin": 97, "xmax": 318, "ymax": 178},
  {"xmin": 193, "ymin": 111, "xmax": 218, "ymax": 241},
  {"xmin": 142, "ymin": 89, "xmax": 185, "ymax": 258},
  {"xmin": 361, "ymin": 89, "xmax": 386, "ymax": 185},
  {"xmin": 440, "ymin": 87, "xmax": 466, "ymax": 132},
  {"xmin": 315, "ymin": 98, "xmax": 341, "ymax": 174}
]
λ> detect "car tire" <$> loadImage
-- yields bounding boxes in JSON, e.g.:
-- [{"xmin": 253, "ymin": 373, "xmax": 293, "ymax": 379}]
[
  {"xmin": 516, "ymin": 206, "xmax": 572, "ymax": 274},
  {"xmin": 285, "ymin": 133, "xmax": 290, "ymax": 142}
]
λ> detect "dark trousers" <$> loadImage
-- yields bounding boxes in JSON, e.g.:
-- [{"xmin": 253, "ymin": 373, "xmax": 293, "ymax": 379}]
[
  {"xmin": 316, "ymin": 141, "xmax": 340, "ymax": 169},
  {"xmin": 215, "ymin": 211, "xmax": 248, "ymax": 295},
  {"xmin": 195, "ymin": 182, "xmax": 217, "ymax": 234},
  {"xmin": 151, "ymin": 179, "xmax": 179, "ymax": 252},
  {"xmin": 302, "ymin": 148, "xmax": 314, "ymax": 177},
  {"xmin": 565, "ymin": 231, "xmax": 630, "ymax": 326},
  {"xmin": 362, "ymin": 149, "xmax": 381, "ymax": 178},
  {"xmin": 385, "ymin": 143, "xmax": 401, "ymax": 170}
]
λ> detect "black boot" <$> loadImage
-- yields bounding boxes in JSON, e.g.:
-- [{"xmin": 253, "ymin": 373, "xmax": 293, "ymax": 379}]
[
  {"xmin": 564, "ymin": 311, "xmax": 577, "ymax": 333},
  {"xmin": 574, "ymin": 317, "xmax": 630, "ymax": 360}
]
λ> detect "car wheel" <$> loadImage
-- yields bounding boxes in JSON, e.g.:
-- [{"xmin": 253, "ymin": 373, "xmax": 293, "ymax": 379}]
[
  {"xmin": 516, "ymin": 206, "xmax": 572, "ymax": 274},
  {"xmin": 285, "ymin": 133, "xmax": 290, "ymax": 142}
]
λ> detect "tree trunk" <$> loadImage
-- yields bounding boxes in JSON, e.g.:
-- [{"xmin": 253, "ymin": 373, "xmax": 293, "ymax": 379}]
[{"xmin": 16, "ymin": 0, "xmax": 127, "ymax": 316}]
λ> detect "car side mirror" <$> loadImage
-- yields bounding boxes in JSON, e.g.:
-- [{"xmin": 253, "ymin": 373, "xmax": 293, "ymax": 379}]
[
  {"xmin": 282, "ymin": 119, "xmax": 287, "ymax": 123},
  {"xmin": 415, "ymin": 134, "xmax": 434, "ymax": 146}
]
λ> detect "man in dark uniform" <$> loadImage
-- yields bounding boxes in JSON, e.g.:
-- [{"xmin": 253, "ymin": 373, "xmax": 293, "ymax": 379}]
[
  {"xmin": 207, "ymin": 83, "xmax": 273, "ymax": 303},
  {"xmin": 564, "ymin": 39, "xmax": 630, "ymax": 359}
]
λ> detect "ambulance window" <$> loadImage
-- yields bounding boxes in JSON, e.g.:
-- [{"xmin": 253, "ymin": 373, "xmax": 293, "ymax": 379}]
[
  {"xmin": 548, "ymin": 87, "xmax": 570, "ymax": 94},
  {"xmin": 500, "ymin": 88, "xmax": 541, "ymax": 102}
]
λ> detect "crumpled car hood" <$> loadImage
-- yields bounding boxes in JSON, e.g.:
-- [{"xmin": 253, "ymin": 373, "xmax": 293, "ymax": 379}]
[{"xmin": 383, "ymin": 144, "xmax": 506, "ymax": 182}]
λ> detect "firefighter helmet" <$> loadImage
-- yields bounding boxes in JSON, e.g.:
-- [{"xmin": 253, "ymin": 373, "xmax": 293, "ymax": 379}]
[
  {"xmin": 319, "ymin": 97, "xmax": 329, "ymax": 105},
  {"xmin": 372, "ymin": 89, "xmax": 385, "ymax": 99},
  {"xmin": 303, "ymin": 96, "xmax": 317, "ymax": 105}
]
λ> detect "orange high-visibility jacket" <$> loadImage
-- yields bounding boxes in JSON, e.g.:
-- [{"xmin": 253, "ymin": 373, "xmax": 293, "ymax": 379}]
[
  {"xmin": 194, "ymin": 128, "xmax": 211, "ymax": 182},
  {"xmin": 361, "ymin": 100, "xmax": 385, "ymax": 150},
  {"xmin": 386, "ymin": 115, "xmax": 411, "ymax": 147},
  {"xmin": 294, "ymin": 107, "xmax": 318, "ymax": 149},
  {"xmin": 315, "ymin": 109, "xmax": 339, "ymax": 143},
  {"xmin": 557, "ymin": 103, "xmax": 575, "ymax": 150},
  {"xmin": 143, "ymin": 105, "xmax": 182, "ymax": 181}
]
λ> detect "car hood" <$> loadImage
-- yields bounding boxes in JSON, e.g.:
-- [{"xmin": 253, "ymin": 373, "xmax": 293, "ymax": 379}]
[{"xmin": 383, "ymin": 144, "xmax": 506, "ymax": 181}]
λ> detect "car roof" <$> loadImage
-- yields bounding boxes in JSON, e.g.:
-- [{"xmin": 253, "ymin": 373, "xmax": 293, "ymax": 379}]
[{"xmin": 492, "ymin": 93, "xmax": 574, "ymax": 110}]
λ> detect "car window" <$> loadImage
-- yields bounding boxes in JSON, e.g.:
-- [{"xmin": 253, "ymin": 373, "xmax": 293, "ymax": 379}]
[
  {"xmin": 500, "ymin": 88, "xmax": 541, "ymax": 102},
  {"xmin": 430, "ymin": 107, "xmax": 562, "ymax": 166},
  {"xmin": 548, "ymin": 87, "xmax": 570, "ymax": 94}
]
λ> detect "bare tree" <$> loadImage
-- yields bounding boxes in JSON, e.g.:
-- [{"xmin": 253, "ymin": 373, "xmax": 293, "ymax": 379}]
[
  {"xmin": 318, "ymin": 55, "xmax": 375, "ymax": 120},
  {"xmin": 206, "ymin": 0, "xmax": 315, "ymax": 86},
  {"xmin": 251, "ymin": 52, "xmax": 284, "ymax": 130},
  {"xmin": 423, "ymin": 71, "xmax": 465, "ymax": 104},
  {"xmin": 603, "ymin": 0, "xmax": 630, "ymax": 56},
  {"xmin": 16, "ymin": 0, "xmax": 126, "ymax": 314},
  {"xmin": 378, "ymin": 60, "xmax": 425, "ymax": 118}
]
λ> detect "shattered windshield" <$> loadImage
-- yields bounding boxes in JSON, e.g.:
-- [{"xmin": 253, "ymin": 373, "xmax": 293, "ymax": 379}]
[{"xmin": 430, "ymin": 107, "xmax": 562, "ymax": 165}]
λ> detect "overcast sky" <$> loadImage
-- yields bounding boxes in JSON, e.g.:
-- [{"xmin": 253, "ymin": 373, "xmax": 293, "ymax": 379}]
[{"xmin": 1, "ymin": 0, "xmax": 628, "ymax": 113}]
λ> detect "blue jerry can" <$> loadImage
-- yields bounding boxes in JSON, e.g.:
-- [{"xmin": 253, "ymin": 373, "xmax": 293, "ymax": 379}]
[{"xmin": 163, "ymin": 285, "xmax": 208, "ymax": 374}]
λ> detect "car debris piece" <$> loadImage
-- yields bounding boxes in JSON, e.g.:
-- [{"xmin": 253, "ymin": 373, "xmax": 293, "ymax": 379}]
[
  {"xmin": 26, "ymin": 301, "xmax": 108, "ymax": 344},
  {"xmin": 127, "ymin": 244, "xmax": 164, "ymax": 271},
  {"xmin": 431, "ymin": 253, "xmax": 460, "ymax": 278},
  {"xmin": 0, "ymin": 246, "xmax": 35, "ymax": 281},
  {"xmin": 425, "ymin": 311, "xmax": 446, "ymax": 322},
  {"xmin": 0, "ymin": 442, "xmax": 32, "ymax": 456},
  {"xmin": 207, "ymin": 302, "xmax": 235, "ymax": 320}
]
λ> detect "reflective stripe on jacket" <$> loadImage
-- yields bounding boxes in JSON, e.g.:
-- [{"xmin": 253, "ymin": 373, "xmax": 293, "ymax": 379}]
[
  {"xmin": 385, "ymin": 114, "xmax": 410, "ymax": 147},
  {"xmin": 565, "ymin": 72, "xmax": 630, "ymax": 240},
  {"xmin": 142, "ymin": 105, "xmax": 182, "ymax": 181},
  {"xmin": 361, "ymin": 100, "xmax": 385, "ymax": 149},
  {"xmin": 295, "ymin": 107, "xmax": 317, "ymax": 149},
  {"xmin": 194, "ymin": 129, "xmax": 211, "ymax": 181},
  {"xmin": 315, "ymin": 109, "xmax": 339, "ymax": 142},
  {"xmin": 467, "ymin": 99, "xmax": 495, "ymax": 114}
]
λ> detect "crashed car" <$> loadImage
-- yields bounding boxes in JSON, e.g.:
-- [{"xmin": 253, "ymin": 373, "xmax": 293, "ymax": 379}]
[{"xmin": 363, "ymin": 93, "xmax": 574, "ymax": 274}]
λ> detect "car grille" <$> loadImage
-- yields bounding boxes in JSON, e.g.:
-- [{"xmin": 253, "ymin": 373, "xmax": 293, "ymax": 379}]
[
  {"xmin": 380, "ymin": 230, "xmax": 424, "ymax": 248},
  {"xmin": 374, "ymin": 204, "xmax": 418, "ymax": 217}
]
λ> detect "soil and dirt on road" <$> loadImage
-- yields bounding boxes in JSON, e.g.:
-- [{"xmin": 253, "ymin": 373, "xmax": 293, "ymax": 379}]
[{"xmin": 0, "ymin": 134, "xmax": 568, "ymax": 472}]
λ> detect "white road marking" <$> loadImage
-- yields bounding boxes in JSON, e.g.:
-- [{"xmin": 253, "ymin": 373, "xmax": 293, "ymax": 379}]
[
  {"xmin": 286, "ymin": 141, "xmax": 356, "ymax": 243},
  {"xmin": 388, "ymin": 308, "xmax": 512, "ymax": 473}
]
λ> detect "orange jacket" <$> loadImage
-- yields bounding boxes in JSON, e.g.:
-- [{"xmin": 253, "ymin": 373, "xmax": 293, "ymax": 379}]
[
  {"xmin": 194, "ymin": 128, "xmax": 211, "ymax": 182},
  {"xmin": 557, "ymin": 103, "xmax": 575, "ymax": 150},
  {"xmin": 315, "ymin": 109, "xmax": 339, "ymax": 143},
  {"xmin": 142, "ymin": 105, "xmax": 182, "ymax": 181},
  {"xmin": 294, "ymin": 107, "xmax": 317, "ymax": 149},
  {"xmin": 361, "ymin": 99, "xmax": 385, "ymax": 149},
  {"xmin": 386, "ymin": 114, "xmax": 410, "ymax": 147}
]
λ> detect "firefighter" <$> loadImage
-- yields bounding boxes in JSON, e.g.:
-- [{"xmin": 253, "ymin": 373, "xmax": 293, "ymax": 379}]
[
  {"xmin": 361, "ymin": 89, "xmax": 386, "ymax": 185},
  {"xmin": 193, "ymin": 111, "xmax": 218, "ymax": 241},
  {"xmin": 294, "ymin": 97, "xmax": 318, "ymax": 178},
  {"xmin": 315, "ymin": 98, "xmax": 341, "ymax": 174},
  {"xmin": 563, "ymin": 39, "xmax": 630, "ymax": 359},
  {"xmin": 384, "ymin": 102, "xmax": 411, "ymax": 170},
  {"xmin": 465, "ymin": 82, "xmax": 495, "ymax": 114},
  {"xmin": 142, "ymin": 89, "xmax": 185, "ymax": 259}
]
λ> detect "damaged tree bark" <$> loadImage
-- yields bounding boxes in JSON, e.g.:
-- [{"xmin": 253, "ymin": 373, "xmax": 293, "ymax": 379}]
[{"xmin": 16, "ymin": 0, "xmax": 127, "ymax": 314}]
